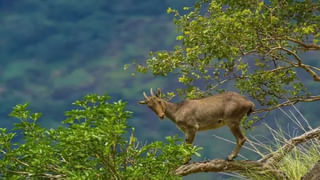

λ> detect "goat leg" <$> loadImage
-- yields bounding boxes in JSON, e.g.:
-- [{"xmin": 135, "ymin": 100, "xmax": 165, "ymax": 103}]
[
  {"xmin": 227, "ymin": 124, "xmax": 247, "ymax": 161},
  {"xmin": 183, "ymin": 130, "xmax": 196, "ymax": 164}
]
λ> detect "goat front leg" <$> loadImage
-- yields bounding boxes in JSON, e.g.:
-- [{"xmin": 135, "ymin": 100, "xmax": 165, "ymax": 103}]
[
  {"xmin": 185, "ymin": 130, "xmax": 196, "ymax": 144},
  {"xmin": 227, "ymin": 124, "xmax": 247, "ymax": 161},
  {"xmin": 183, "ymin": 129, "xmax": 196, "ymax": 164}
]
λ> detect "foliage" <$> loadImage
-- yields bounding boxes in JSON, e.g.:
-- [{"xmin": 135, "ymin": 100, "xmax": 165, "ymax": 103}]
[
  {"xmin": 0, "ymin": 94, "xmax": 201, "ymax": 179},
  {"xmin": 136, "ymin": 0, "xmax": 320, "ymax": 125}
]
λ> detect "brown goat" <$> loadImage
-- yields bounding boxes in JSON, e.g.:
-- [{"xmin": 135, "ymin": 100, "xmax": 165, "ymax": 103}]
[{"xmin": 139, "ymin": 88, "xmax": 255, "ymax": 161}]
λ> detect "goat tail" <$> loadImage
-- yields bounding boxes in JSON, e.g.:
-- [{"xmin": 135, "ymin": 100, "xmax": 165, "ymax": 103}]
[{"xmin": 247, "ymin": 103, "xmax": 255, "ymax": 116}]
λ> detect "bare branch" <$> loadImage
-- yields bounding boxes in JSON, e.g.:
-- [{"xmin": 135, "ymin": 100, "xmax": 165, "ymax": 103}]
[
  {"xmin": 276, "ymin": 46, "xmax": 320, "ymax": 81},
  {"xmin": 175, "ymin": 159, "xmax": 260, "ymax": 175},
  {"xmin": 285, "ymin": 37, "xmax": 320, "ymax": 50},
  {"xmin": 6, "ymin": 170, "xmax": 32, "ymax": 176},
  {"xmin": 208, "ymin": 78, "xmax": 231, "ymax": 91},
  {"xmin": 294, "ymin": 63, "xmax": 320, "ymax": 82},
  {"xmin": 175, "ymin": 159, "xmax": 289, "ymax": 179},
  {"xmin": 253, "ymin": 38, "xmax": 320, "ymax": 82},
  {"xmin": 309, "ymin": 65, "xmax": 320, "ymax": 73},
  {"xmin": 278, "ymin": 47, "xmax": 302, "ymax": 64},
  {"xmin": 40, "ymin": 173, "xmax": 66, "ymax": 179},
  {"xmin": 253, "ymin": 95, "xmax": 320, "ymax": 114},
  {"xmin": 259, "ymin": 127, "xmax": 320, "ymax": 165}
]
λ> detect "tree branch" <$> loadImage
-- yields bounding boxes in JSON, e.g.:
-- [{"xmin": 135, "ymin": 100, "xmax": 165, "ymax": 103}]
[
  {"xmin": 253, "ymin": 95, "xmax": 320, "ymax": 114},
  {"xmin": 175, "ymin": 159, "xmax": 289, "ymax": 179},
  {"xmin": 175, "ymin": 127, "xmax": 320, "ymax": 179},
  {"xmin": 40, "ymin": 173, "xmax": 66, "ymax": 179},
  {"xmin": 259, "ymin": 127, "xmax": 320, "ymax": 165},
  {"xmin": 294, "ymin": 63, "xmax": 320, "ymax": 82},
  {"xmin": 285, "ymin": 37, "xmax": 320, "ymax": 50},
  {"xmin": 278, "ymin": 46, "xmax": 320, "ymax": 81},
  {"xmin": 257, "ymin": 41, "xmax": 320, "ymax": 82}
]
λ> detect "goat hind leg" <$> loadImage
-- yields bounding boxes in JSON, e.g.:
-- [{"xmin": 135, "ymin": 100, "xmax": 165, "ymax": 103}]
[{"xmin": 227, "ymin": 124, "xmax": 246, "ymax": 161}]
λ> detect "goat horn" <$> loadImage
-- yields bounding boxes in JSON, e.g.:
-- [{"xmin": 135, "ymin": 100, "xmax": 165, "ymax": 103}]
[
  {"xmin": 150, "ymin": 88, "xmax": 154, "ymax": 96},
  {"xmin": 143, "ymin": 92, "xmax": 149, "ymax": 99}
]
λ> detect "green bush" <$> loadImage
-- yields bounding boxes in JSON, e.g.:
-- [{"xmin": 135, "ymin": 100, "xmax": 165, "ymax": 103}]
[{"xmin": 0, "ymin": 94, "xmax": 201, "ymax": 179}]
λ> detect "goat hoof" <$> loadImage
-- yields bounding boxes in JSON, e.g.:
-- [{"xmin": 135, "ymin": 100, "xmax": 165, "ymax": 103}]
[
  {"xmin": 183, "ymin": 157, "xmax": 191, "ymax": 164},
  {"xmin": 226, "ymin": 155, "xmax": 235, "ymax": 161}
]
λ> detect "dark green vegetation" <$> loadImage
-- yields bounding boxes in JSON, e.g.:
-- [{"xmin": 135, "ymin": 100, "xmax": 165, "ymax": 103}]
[
  {"xmin": 1, "ymin": 0, "xmax": 320, "ymax": 179},
  {"xmin": 0, "ymin": 94, "xmax": 200, "ymax": 179}
]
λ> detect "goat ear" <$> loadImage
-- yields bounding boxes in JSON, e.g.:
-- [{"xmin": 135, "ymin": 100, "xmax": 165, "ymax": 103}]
[
  {"xmin": 156, "ymin": 88, "xmax": 161, "ymax": 97},
  {"xmin": 138, "ymin": 100, "xmax": 146, "ymax": 104}
]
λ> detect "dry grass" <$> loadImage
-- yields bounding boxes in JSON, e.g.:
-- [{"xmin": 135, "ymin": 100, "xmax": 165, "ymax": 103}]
[{"xmin": 213, "ymin": 105, "xmax": 320, "ymax": 180}]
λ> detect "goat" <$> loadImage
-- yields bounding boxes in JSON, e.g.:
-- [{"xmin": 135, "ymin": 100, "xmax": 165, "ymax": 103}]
[{"xmin": 139, "ymin": 88, "xmax": 255, "ymax": 161}]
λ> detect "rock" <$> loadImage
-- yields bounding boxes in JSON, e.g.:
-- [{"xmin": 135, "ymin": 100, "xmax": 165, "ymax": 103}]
[{"xmin": 301, "ymin": 160, "xmax": 320, "ymax": 180}]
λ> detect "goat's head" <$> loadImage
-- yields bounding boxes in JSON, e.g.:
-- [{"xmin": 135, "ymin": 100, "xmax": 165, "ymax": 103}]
[{"xmin": 139, "ymin": 88, "xmax": 165, "ymax": 119}]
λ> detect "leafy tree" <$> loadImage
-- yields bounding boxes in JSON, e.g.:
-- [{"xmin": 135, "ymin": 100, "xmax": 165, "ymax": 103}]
[
  {"xmin": 135, "ymin": 0, "xmax": 320, "ymax": 125},
  {"xmin": 0, "ymin": 94, "xmax": 200, "ymax": 179}
]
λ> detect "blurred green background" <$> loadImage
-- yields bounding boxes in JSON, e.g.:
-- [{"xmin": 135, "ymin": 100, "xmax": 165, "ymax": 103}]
[
  {"xmin": 0, "ymin": 0, "xmax": 190, "ymax": 128},
  {"xmin": 1, "ymin": 1, "xmax": 319, "ymax": 179}
]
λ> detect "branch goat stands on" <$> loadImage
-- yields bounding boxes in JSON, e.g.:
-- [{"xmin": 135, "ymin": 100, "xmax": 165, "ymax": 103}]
[{"xmin": 139, "ymin": 89, "xmax": 255, "ymax": 161}]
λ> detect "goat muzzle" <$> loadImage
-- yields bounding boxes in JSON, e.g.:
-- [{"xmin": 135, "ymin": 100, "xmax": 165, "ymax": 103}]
[{"xmin": 158, "ymin": 113, "xmax": 165, "ymax": 119}]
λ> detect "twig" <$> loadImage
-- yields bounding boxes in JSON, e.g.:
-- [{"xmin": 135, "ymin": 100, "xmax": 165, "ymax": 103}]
[
  {"xmin": 95, "ymin": 153, "xmax": 121, "ymax": 180},
  {"xmin": 41, "ymin": 173, "xmax": 66, "ymax": 179},
  {"xmin": 1, "ymin": 149, "xmax": 31, "ymax": 167}
]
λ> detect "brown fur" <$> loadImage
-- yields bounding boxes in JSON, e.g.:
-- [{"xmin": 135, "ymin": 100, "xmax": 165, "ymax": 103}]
[{"xmin": 139, "ymin": 89, "xmax": 255, "ymax": 161}]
